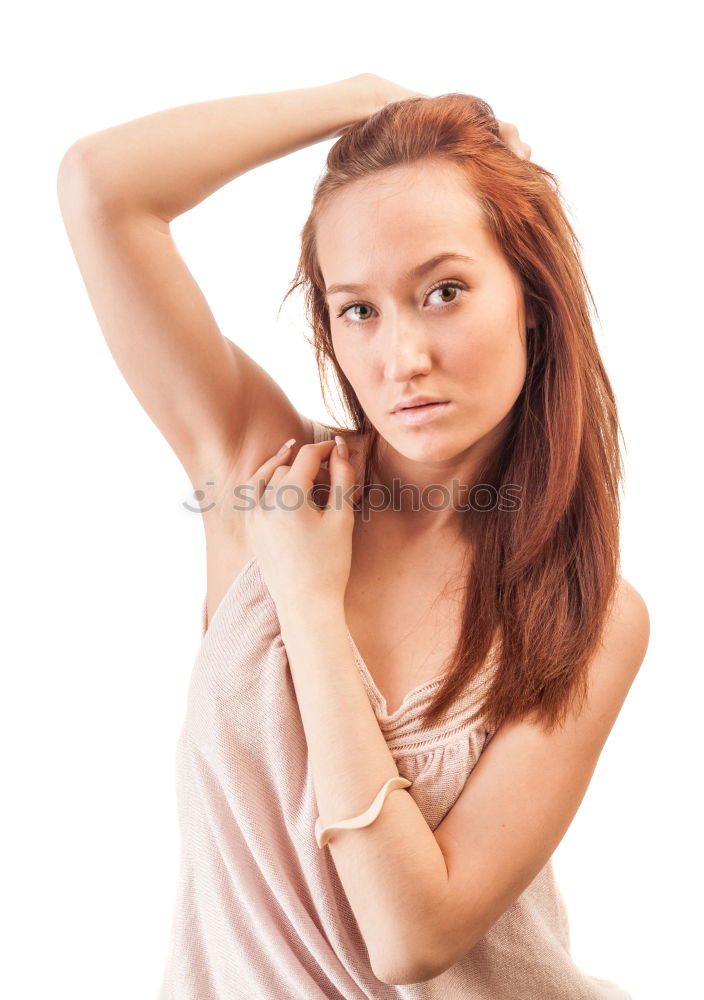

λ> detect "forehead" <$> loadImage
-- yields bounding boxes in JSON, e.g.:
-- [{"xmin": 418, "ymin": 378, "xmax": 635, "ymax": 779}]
[{"xmin": 316, "ymin": 160, "xmax": 489, "ymax": 286}]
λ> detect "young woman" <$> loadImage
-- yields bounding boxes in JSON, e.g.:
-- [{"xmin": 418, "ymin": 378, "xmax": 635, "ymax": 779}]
[{"xmin": 58, "ymin": 73, "xmax": 648, "ymax": 999}]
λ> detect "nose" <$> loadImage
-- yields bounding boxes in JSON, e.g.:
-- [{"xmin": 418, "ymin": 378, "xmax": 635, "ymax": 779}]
[{"xmin": 382, "ymin": 325, "xmax": 433, "ymax": 382}]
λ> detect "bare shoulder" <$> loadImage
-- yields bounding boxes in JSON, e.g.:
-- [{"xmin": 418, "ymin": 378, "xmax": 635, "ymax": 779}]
[
  {"xmin": 205, "ymin": 410, "xmax": 316, "ymax": 505},
  {"xmin": 601, "ymin": 575, "xmax": 651, "ymax": 687},
  {"xmin": 611, "ymin": 574, "xmax": 650, "ymax": 621},
  {"xmin": 562, "ymin": 574, "xmax": 650, "ymax": 737}
]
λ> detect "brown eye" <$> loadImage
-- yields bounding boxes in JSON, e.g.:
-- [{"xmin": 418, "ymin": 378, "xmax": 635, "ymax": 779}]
[{"xmin": 433, "ymin": 285, "xmax": 461, "ymax": 304}]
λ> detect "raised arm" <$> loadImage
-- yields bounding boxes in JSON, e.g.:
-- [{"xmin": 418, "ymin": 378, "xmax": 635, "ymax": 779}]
[{"xmin": 56, "ymin": 75, "xmax": 376, "ymax": 499}]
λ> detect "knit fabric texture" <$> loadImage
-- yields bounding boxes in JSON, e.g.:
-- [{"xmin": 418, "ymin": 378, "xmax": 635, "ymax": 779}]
[{"xmin": 157, "ymin": 417, "xmax": 633, "ymax": 1000}]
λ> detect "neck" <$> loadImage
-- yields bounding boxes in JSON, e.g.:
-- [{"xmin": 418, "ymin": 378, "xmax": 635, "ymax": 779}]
[{"xmin": 360, "ymin": 416, "xmax": 510, "ymax": 534}]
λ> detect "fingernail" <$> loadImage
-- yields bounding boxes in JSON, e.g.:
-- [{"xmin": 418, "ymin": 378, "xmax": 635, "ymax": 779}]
[
  {"xmin": 276, "ymin": 437, "xmax": 296, "ymax": 456},
  {"xmin": 334, "ymin": 434, "xmax": 349, "ymax": 460}
]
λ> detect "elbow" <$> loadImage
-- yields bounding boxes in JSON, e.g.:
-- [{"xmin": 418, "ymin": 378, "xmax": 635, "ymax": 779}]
[
  {"xmin": 57, "ymin": 140, "xmax": 93, "ymax": 197},
  {"xmin": 366, "ymin": 863, "xmax": 459, "ymax": 985},
  {"xmin": 56, "ymin": 139, "xmax": 115, "ymax": 215},
  {"xmin": 371, "ymin": 935, "xmax": 453, "ymax": 987},
  {"xmin": 374, "ymin": 952, "xmax": 470, "ymax": 986},
  {"xmin": 373, "ymin": 957, "xmax": 447, "ymax": 987},
  {"xmin": 372, "ymin": 960, "xmax": 425, "ymax": 987},
  {"xmin": 372, "ymin": 922, "xmax": 483, "ymax": 985}
]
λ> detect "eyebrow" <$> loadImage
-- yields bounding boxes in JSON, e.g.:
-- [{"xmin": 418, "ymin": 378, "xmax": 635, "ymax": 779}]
[{"xmin": 324, "ymin": 252, "xmax": 477, "ymax": 297}]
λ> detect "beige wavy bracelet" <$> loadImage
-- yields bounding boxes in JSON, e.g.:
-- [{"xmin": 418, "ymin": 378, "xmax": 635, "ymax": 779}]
[{"xmin": 315, "ymin": 775, "xmax": 413, "ymax": 849}]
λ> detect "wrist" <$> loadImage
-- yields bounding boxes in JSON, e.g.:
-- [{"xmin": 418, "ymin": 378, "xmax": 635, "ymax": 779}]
[
  {"xmin": 324, "ymin": 73, "xmax": 377, "ymax": 130},
  {"xmin": 277, "ymin": 593, "xmax": 347, "ymax": 643}
]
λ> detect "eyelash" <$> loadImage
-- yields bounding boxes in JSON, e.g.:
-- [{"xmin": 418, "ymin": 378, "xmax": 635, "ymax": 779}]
[{"xmin": 335, "ymin": 279, "xmax": 468, "ymax": 327}]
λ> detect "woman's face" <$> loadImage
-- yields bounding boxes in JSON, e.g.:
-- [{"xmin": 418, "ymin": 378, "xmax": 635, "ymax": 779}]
[{"xmin": 316, "ymin": 160, "xmax": 533, "ymax": 471}]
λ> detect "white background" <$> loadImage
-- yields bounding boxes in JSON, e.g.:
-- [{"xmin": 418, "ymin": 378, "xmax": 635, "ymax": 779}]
[{"xmin": 2, "ymin": 1, "xmax": 701, "ymax": 998}]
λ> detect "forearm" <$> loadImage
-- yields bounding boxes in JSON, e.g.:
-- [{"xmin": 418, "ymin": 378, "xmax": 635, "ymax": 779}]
[
  {"xmin": 277, "ymin": 597, "xmax": 450, "ymax": 985},
  {"xmin": 60, "ymin": 75, "xmax": 373, "ymax": 221}
]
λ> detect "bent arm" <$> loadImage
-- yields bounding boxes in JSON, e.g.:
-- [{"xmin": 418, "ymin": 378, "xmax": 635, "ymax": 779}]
[
  {"xmin": 58, "ymin": 75, "xmax": 375, "ymax": 222},
  {"xmin": 54, "ymin": 76, "xmax": 375, "ymax": 491}
]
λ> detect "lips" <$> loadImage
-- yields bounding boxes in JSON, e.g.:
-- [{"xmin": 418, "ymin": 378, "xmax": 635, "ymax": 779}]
[
  {"xmin": 392, "ymin": 400, "xmax": 450, "ymax": 425},
  {"xmin": 392, "ymin": 396, "xmax": 449, "ymax": 413}
]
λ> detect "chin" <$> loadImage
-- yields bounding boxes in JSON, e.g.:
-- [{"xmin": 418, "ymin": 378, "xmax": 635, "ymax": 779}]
[{"xmin": 397, "ymin": 435, "xmax": 471, "ymax": 463}]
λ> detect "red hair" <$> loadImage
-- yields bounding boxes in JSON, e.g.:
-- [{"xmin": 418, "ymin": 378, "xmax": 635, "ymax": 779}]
[{"xmin": 281, "ymin": 93, "xmax": 623, "ymax": 736}]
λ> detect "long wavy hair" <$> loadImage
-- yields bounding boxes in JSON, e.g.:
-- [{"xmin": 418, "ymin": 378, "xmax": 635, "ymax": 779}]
[{"xmin": 280, "ymin": 93, "xmax": 623, "ymax": 736}]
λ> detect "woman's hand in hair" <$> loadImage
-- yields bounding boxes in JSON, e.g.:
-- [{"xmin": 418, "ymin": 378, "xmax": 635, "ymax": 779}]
[
  {"xmin": 497, "ymin": 119, "xmax": 532, "ymax": 160},
  {"xmin": 345, "ymin": 77, "xmax": 531, "ymax": 161},
  {"xmin": 357, "ymin": 72, "xmax": 428, "ymax": 115},
  {"xmin": 330, "ymin": 74, "xmax": 427, "ymax": 139}
]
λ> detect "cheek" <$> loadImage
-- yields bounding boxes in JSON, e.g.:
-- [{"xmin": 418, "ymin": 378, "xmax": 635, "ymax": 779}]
[
  {"xmin": 451, "ymin": 318, "xmax": 527, "ymax": 402},
  {"xmin": 331, "ymin": 336, "xmax": 370, "ymax": 393}
]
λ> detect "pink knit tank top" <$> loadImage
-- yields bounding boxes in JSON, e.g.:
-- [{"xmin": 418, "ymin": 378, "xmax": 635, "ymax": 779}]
[{"xmin": 157, "ymin": 417, "xmax": 633, "ymax": 999}]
